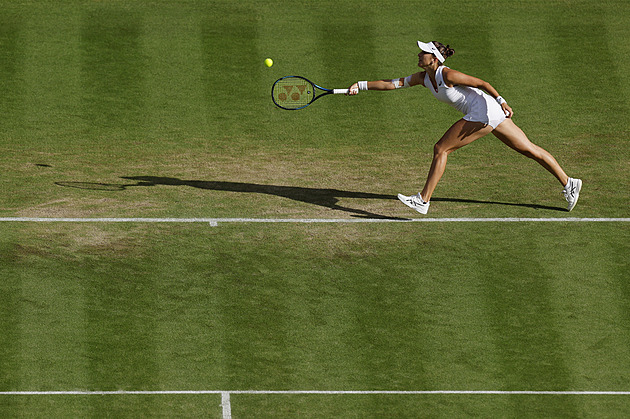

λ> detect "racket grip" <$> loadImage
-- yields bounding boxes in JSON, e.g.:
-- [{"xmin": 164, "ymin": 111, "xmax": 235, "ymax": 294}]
[{"xmin": 333, "ymin": 89, "xmax": 350, "ymax": 94}]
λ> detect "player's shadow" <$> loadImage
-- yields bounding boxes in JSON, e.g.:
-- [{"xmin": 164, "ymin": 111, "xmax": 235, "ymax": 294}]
[
  {"xmin": 120, "ymin": 176, "xmax": 403, "ymax": 219},
  {"xmin": 122, "ymin": 176, "xmax": 566, "ymax": 213},
  {"xmin": 431, "ymin": 197, "xmax": 565, "ymax": 212},
  {"xmin": 56, "ymin": 177, "xmax": 566, "ymax": 214}
]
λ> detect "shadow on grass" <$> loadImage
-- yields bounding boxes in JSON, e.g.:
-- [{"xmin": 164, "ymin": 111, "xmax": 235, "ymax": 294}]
[
  {"xmin": 55, "ymin": 176, "xmax": 566, "ymax": 216},
  {"xmin": 431, "ymin": 197, "xmax": 566, "ymax": 212},
  {"xmin": 123, "ymin": 176, "xmax": 402, "ymax": 219}
]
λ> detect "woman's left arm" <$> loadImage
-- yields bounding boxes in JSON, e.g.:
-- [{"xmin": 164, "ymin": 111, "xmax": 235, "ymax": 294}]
[{"xmin": 443, "ymin": 68, "xmax": 513, "ymax": 117}]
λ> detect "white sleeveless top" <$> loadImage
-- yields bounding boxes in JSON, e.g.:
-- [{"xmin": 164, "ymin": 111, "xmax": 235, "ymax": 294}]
[{"xmin": 423, "ymin": 66, "xmax": 506, "ymax": 128}]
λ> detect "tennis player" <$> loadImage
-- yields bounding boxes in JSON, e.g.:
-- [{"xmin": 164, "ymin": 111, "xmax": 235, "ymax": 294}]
[{"xmin": 347, "ymin": 41, "xmax": 582, "ymax": 214}]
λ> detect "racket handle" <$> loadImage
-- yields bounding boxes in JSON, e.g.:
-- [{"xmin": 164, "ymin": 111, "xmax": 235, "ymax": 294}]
[{"xmin": 333, "ymin": 89, "xmax": 350, "ymax": 94}]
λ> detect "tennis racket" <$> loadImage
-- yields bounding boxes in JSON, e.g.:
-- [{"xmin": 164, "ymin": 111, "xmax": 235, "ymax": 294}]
[{"xmin": 271, "ymin": 76, "xmax": 349, "ymax": 110}]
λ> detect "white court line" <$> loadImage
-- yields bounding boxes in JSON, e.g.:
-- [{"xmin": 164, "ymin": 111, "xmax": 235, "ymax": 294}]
[
  {"xmin": 2, "ymin": 390, "xmax": 629, "ymax": 395},
  {"xmin": 0, "ymin": 217, "xmax": 629, "ymax": 224},
  {"xmin": 5, "ymin": 389, "xmax": 628, "ymax": 419},
  {"xmin": 221, "ymin": 392, "xmax": 232, "ymax": 419}
]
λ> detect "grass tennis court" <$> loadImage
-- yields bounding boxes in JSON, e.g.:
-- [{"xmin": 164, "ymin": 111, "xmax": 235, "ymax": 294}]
[{"xmin": 1, "ymin": 0, "xmax": 629, "ymax": 417}]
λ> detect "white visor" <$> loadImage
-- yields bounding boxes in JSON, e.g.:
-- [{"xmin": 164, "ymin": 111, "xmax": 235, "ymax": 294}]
[{"xmin": 417, "ymin": 41, "xmax": 445, "ymax": 63}]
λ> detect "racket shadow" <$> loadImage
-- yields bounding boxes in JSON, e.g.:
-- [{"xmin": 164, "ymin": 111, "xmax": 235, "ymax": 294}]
[{"xmin": 120, "ymin": 176, "xmax": 403, "ymax": 219}]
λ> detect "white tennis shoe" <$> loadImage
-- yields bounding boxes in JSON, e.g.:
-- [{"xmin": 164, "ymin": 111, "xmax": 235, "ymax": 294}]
[
  {"xmin": 563, "ymin": 177, "xmax": 582, "ymax": 211},
  {"xmin": 398, "ymin": 193, "xmax": 430, "ymax": 214}
]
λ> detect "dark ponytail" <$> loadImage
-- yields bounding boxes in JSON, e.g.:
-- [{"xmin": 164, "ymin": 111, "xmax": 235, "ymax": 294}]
[{"xmin": 433, "ymin": 41, "xmax": 455, "ymax": 60}]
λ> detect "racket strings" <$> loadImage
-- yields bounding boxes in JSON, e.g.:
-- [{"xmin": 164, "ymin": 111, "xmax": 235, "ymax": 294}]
[{"xmin": 272, "ymin": 77, "xmax": 314, "ymax": 109}]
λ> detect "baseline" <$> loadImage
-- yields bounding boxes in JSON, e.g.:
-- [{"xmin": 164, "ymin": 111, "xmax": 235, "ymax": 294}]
[
  {"xmin": 0, "ymin": 217, "xmax": 629, "ymax": 224},
  {"xmin": 2, "ymin": 390, "xmax": 630, "ymax": 395}
]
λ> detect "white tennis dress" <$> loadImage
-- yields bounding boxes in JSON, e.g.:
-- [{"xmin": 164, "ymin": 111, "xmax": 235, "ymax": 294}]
[{"xmin": 424, "ymin": 66, "xmax": 506, "ymax": 129}]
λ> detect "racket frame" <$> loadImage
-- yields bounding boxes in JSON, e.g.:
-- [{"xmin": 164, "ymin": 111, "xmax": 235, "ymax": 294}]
[{"xmin": 271, "ymin": 75, "xmax": 348, "ymax": 110}]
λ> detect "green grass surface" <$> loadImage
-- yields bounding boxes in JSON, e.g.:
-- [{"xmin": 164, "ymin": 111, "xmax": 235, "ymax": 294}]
[{"xmin": 1, "ymin": 0, "xmax": 629, "ymax": 417}]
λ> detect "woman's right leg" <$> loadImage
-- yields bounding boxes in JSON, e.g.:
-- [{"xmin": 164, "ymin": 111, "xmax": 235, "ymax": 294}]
[{"xmin": 419, "ymin": 119, "xmax": 493, "ymax": 201}]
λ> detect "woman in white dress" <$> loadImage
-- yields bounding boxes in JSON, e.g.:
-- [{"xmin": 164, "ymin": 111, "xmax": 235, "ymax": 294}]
[{"xmin": 347, "ymin": 41, "xmax": 581, "ymax": 214}]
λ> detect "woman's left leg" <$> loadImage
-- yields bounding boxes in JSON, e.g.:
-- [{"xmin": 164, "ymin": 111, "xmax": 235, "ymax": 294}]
[{"xmin": 492, "ymin": 119, "xmax": 569, "ymax": 186}]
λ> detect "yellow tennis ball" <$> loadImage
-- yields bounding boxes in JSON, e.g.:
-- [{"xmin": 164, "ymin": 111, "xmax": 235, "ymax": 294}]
[{"xmin": 264, "ymin": 58, "xmax": 273, "ymax": 67}]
